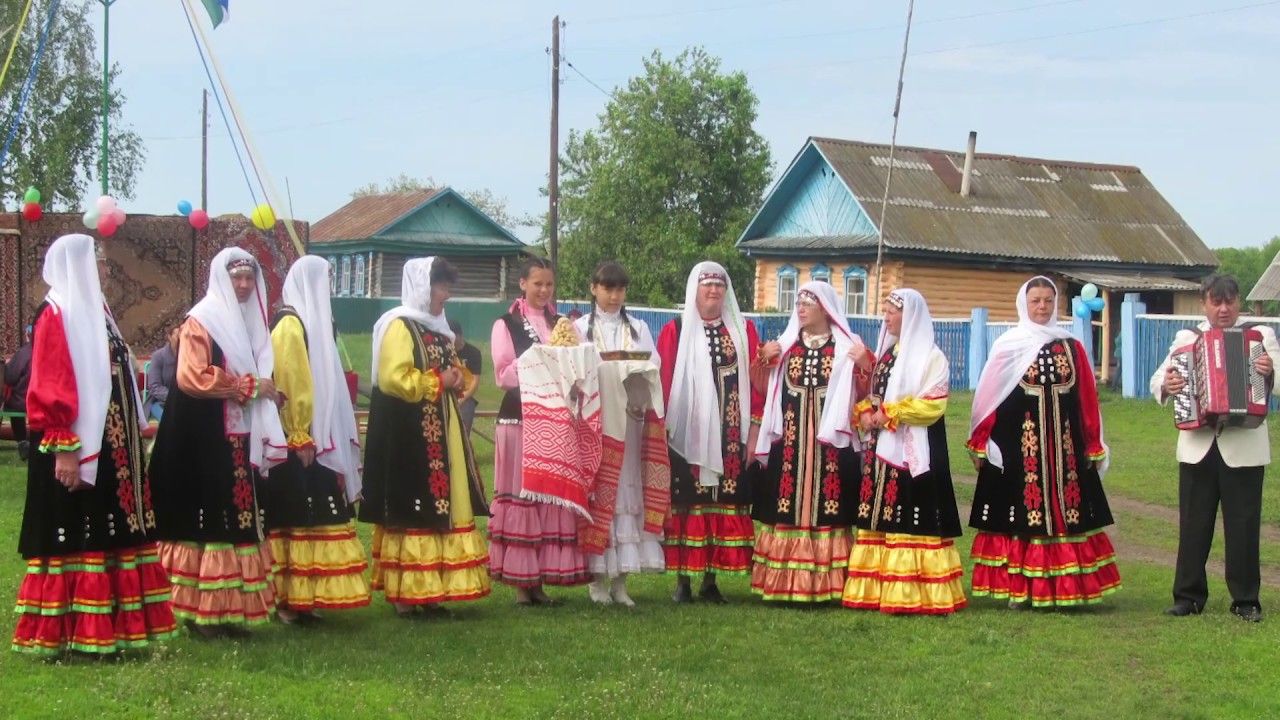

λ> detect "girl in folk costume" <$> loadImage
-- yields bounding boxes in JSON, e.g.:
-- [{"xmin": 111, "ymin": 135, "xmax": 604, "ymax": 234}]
[
  {"xmin": 489, "ymin": 257, "xmax": 589, "ymax": 604},
  {"xmin": 12, "ymin": 235, "xmax": 178, "ymax": 655},
  {"xmin": 574, "ymin": 262, "xmax": 668, "ymax": 607},
  {"xmin": 751, "ymin": 282, "xmax": 864, "ymax": 602},
  {"xmin": 266, "ymin": 256, "xmax": 370, "ymax": 624},
  {"xmin": 150, "ymin": 248, "xmax": 288, "ymax": 638},
  {"xmin": 967, "ymin": 276, "xmax": 1119, "ymax": 608},
  {"xmin": 360, "ymin": 258, "xmax": 491, "ymax": 618},
  {"xmin": 842, "ymin": 289, "xmax": 966, "ymax": 615},
  {"xmin": 657, "ymin": 262, "xmax": 771, "ymax": 603}
]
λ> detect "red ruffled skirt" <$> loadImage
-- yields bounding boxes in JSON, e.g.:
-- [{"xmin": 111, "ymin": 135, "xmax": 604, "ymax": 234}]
[
  {"xmin": 970, "ymin": 530, "xmax": 1121, "ymax": 607},
  {"xmin": 12, "ymin": 544, "xmax": 179, "ymax": 655},
  {"xmin": 663, "ymin": 504, "xmax": 755, "ymax": 575}
]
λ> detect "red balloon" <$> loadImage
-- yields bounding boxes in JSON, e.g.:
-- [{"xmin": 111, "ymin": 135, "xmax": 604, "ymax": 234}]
[
  {"xmin": 97, "ymin": 214, "xmax": 119, "ymax": 237},
  {"xmin": 189, "ymin": 208, "xmax": 209, "ymax": 230},
  {"xmin": 21, "ymin": 201, "xmax": 41, "ymax": 222}
]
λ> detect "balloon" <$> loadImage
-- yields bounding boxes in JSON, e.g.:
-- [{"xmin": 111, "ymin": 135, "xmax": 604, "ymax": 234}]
[
  {"xmin": 189, "ymin": 208, "xmax": 209, "ymax": 230},
  {"xmin": 23, "ymin": 187, "xmax": 39, "ymax": 204},
  {"xmin": 177, "ymin": 200, "xmax": 192, "ymax": 216},
  {"xmin": 251, "ymin": 204, "xmax": 276, "ymax": 231},
  {"xmin": 97, "ymin": 214, "xmax": 118, "ymax": 237},
  {"xmin": 96, "ymin": 195, "xmax": 116, "ymax": 215},
  {"xmin": 83, "ymin": 210, "xmax": 99, "ymax": 230},
  {"xmin": 21, "ymin": 202, "xmax": 41, "ymax": 222},
  {"xmin": 1081, "ymin": 283, "xmax": 1098, "ymax": 301},
  {"xmin": 1073, "ymin": 300, "xmax": 1092, "ymax": 319},
  {"xmin": 112, "ymin": 208, "xmax": 126, "ymax": 227},
  {"xmin": 1086, "ymin": 297, "xmax": 1106, "ymax": 312}
]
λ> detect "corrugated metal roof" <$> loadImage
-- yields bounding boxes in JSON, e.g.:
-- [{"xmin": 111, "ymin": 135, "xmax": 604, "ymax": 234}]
[
  {"xmin": 747, "ymin": 137, "xmax": 1217, "ymax": 269},
  {"xmin": 1249, "ymin": 258, "xmax": 1280, "ymax": 301},
  {"xmin": 1059, "ymin": 270, "xmax": 1202, "ymax": 292},
  {"xmin": 311, "ymin": 190, "xmax": 440, "ymax": 243}
]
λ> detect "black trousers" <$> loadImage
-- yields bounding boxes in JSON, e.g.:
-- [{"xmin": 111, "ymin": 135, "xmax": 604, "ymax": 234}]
[{"xmin": 1174, "ymin": 442, "xmax": 1264, "ymax": 610}]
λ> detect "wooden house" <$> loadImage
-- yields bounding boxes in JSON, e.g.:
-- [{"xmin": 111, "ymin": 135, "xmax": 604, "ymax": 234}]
[
  {"xmin": 737, "ymin": 134, "xmax": 1217, "ymax": 321},
  {"xmin": 309, "ymin": 187, "xmax": 527, "ymax": 300}
]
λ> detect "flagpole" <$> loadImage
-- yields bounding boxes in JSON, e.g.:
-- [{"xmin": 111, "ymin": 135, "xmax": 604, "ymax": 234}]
[{"xmin": 99, "ymin": 0, "xmax": 115, "ymax": 197}]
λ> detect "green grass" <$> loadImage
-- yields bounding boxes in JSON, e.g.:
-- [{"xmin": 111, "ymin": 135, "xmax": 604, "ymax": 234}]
[{"xmin": 1, "ymin": 345, "xmax": 1278, "ymax": 717}]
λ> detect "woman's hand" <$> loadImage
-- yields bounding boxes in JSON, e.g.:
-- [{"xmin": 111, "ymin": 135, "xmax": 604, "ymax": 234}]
[{"xmin": 54, "ymin": 451, "xmax": 84, "ymax": 490}]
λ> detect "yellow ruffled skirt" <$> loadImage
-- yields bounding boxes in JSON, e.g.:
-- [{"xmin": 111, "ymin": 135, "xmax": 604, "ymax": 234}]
[
  {"xmin": 842, "ymin": 531, "xmax": 967, "ymax": 614},
  {"xmin": 269, "ymin": 523, "xmax": 370, "ymax": 611}
]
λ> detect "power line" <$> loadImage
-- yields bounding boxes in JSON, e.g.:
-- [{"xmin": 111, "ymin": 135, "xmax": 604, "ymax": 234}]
[
  {"xmin": 564, "ymin": 59, "xmax": 614, "ymax": 98},
  {"xmin": 572, "ymin": 0, "xmax": 1086, "ymax": 52},
  {"xmin": 572, "ymin": 0, "xmax": 805, "ymax": 26}
]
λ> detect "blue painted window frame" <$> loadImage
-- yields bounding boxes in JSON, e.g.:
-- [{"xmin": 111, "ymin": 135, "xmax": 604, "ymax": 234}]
[
  {"xmin": 777, "ymin": 264, "xmax": 798, "ymax": 313},
  {"xmin": 811, "ymin": 263, "xmax": 832, "ymax": 284},
  {"xmin": 354, "ymin": 255, "xmax": 366, "ymax": 297},
  {"xmin": 327, "ymin": 257, "xmax": 337, "ymax": 294},
  {"xmin": 843, "ymin": 266, "xmax": 868, "ymax": 315},
  {"xmin": 340, "ymin": 256, "xmax": 352, "ymax": 297}
]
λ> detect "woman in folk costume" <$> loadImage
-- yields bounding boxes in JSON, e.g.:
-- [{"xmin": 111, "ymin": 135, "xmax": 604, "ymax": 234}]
[
  {"xmin": 750, "ymin": 282, "xmax": 863, "ymax": 602},
  {"xmin": 12, "ymin": 235, "xmax": 178, "ymax": 655},
  {"xmin": 842, "ymin": 288, "xmax": 966, "ymax": 615},
  {"xmin": 150, "ymin": 248, "xmax": 288, "ymax": 638},
  {"xmin": 489, "ymin": 257, "xmax": 589, "ymax": 605},
  {"xmin": 967, "ymin": 276, "xmax": 1119, "ymax": 608},
  {"xmin": 266, "ymin": 256, "xmax": 369, "ymax": 624},
  {"xmin": 657, "ymin": 261, "xmax": 772, "ymax": 603},
  {"xmin": 360, "ymin": 257, "xmax": 490, "ymax": 618},
  {"xmin": 574, "ymin": 262, "xmax": 668, "ymax": 607}
]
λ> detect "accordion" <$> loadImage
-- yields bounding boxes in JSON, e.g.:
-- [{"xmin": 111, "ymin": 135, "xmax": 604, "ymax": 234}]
[{"xmin": 1171, "ymin": 325, "xmax": 1269, "ymax": 431}]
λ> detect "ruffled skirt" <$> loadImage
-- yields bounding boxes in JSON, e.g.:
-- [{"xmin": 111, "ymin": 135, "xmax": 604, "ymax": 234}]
[
  {"xmin": 664, "ymin": 504, "xmax": 755, "ymax": 575},
  {"xmin": 488, "ymin": 424, "xmax": 589, "ymax": 587},
  {"xmin": 750, "ymin": 524, "xmax": 853, "ymax": 602},
  {"xmin": 842, "ymin": 531, "xmax": 967, "ymax": 615},
  {"xmin": 158, "ymin": 541, "xmax": 277, "ymax": 626},
  {"xmin": 371, "ymin": 524, "xmax": 491, "ymax": 604},
  {"xmin": 12, "ymin": 544, "xmax": 179, "ymax": 655},
  {"xmin": 269, "ymin": 523, "xmax": 370, "ymax": 611},
  {"xmin": 970, "ymin": 530, "xmax": 1121, "ymax": 607}
]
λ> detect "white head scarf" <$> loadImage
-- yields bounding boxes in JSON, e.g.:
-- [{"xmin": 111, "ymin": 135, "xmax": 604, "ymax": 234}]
[
  {"xmin": 42, "ymin": 234, "xmax": 144, "ymax": 486},
  {"xmin": 188, "ymin": 247, "xmax": 288, "ymax": 474},
  {"xmin": 371, "ymin": 257, "xmax": 454, "ymax": 385},
  {"xmin": 874, "ymin": 288, "xmax": 946, "ymax": 477},
  {"xmin": 755, "ymin": 281, "xmax": 863, "ymax": 459},
  {"xmin": 282, "ymin": 256, "xmax": 362, "ymax": 501},
  {"xmin": 667, "ymin": 261, "xmax": 750, "ymax": 487},
  {"xmin": 969, "ymin": 276, "xmax": 1076, "ymax": 471}
]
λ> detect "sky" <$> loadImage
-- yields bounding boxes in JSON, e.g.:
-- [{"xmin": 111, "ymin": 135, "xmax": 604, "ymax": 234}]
[{"xmin": 100, "ymin": 0, "xmax": 1280, "ymax": 248}]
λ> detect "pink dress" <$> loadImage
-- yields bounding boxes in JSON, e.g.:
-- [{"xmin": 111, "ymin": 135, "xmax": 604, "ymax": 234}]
[{"xmin": 488, "ymin": 311, "xmax": 590, "ymax": 587}]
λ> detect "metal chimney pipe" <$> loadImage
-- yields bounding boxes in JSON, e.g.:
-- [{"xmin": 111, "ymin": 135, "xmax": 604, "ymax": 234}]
[{"xmin": 960, "ymin": 131, "xmax": 976, "ymax": 197}]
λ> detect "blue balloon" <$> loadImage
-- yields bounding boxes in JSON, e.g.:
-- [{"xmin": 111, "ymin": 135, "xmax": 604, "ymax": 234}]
[
  {"xmin": 1086, "ymin": 297, "xmax": 1105, "ymax": 312},
  {"xmin": 1073, "ymin": 300, "xmax": 1092, "ymax": 319},
  {"xmin": 177, "ymin": 200, "xmax": 193, "ymax": 217}
]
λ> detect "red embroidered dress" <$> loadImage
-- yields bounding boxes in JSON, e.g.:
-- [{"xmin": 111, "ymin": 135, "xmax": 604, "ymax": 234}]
[
  {"xmin": 967, "ymin": 340, "xmax": 1121, "ymax": 607},
  {"xmin": 750, "ymin": 338, "xmax": 859, "ymax": 602},
  {"xmin": 656, "ymin": 318, "xmax": 762, "ymax": 576},
  {"xmin": 12, "ymin": 303, "xmax": 178, "ymax": 654}
]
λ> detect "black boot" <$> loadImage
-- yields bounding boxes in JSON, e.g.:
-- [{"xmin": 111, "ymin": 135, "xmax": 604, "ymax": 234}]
[
  {"xmin": 673, "ymin": 576, "xmax": 694, "ymax": 603},
  {"xmin": 699, "ymin": 573, "xmax": 728, "ymax": 604}
]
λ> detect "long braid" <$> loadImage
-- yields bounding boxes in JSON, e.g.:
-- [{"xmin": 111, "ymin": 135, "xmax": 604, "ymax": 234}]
[
  {"xmin": 587, "ymin": 299, "xmax": 598, "ymax": 342},
  {"xmin": 619, "ymin": 305, "xmax": 639, "ymax": 341}
]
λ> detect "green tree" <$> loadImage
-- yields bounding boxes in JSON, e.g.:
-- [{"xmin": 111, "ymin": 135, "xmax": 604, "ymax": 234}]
[
  {"xmin": 1215, "ymin": 236, "xmax": 1280, "ymax": 314},
  {"xmin": 557, "ymin": 47, "xmax": 772, "ymax": 308},
  {"xmin": 0, "ymin": 0, "xmax": 145, "ymax": 209},
  {"xmin": 351, "ymin": 174, "xmax": 538, "ymax": 232}
]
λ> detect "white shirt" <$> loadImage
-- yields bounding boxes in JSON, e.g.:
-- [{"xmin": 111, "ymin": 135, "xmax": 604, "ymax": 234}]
[
  {"xmin": 574, "ymin": 309, "xmax": 657, "ymax": 359},
  {"xmin": 1150, "ymin": 320, "xmax": 1280, "ymax": 468}
]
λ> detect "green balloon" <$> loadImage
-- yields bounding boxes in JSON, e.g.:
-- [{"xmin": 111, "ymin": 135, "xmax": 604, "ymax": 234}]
[{"xmin": 23, "ymin": 187, "xmax": 39, "ymax": 204}]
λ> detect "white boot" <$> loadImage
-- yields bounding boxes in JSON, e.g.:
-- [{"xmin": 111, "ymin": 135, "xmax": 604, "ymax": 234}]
[
  {"xmin": 588, "ymin": 574, "xmax": 613, "ymax": 605},
  {"xmin": 610, "ymin": 574, "xmax": 635, "ymax": 607}
]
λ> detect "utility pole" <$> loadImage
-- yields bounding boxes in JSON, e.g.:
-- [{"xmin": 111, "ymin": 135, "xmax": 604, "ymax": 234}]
[
  {"xmin": 99, "ymin": 0, "xmax": 117, "ymax": 197},
  {"xmin": 548, "ymin": 16, "xmax": 561, "ymax": 269},
  {"xmin": 200, "ymin": 89, "xmax": 209, "ymax": 211}
]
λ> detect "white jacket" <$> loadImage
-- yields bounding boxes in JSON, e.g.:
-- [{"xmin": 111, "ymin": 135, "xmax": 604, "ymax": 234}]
[{"xmin": 1150, "ymin": 321, "xmax": 1280, "ymax": 468}]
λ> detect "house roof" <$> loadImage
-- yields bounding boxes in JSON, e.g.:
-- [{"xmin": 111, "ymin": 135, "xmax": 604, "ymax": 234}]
[
  {"xmin": 1059, "ymin": 270, "xmax": 1201, "ymax": 292},
  {"xmin": 311, "ymin": 189, "xmax": 441, "ymax": 243},
  {"xmin": 739, "ymin": 137, "xmax": 1218, "ymax": 270},
  {"xmin": 1249, "ymin": 256, "xmax": 1280, "ymax": 302}
]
